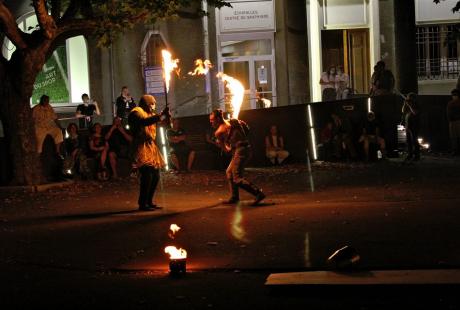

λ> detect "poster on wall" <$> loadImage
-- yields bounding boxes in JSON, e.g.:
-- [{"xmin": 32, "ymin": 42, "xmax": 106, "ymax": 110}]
[
  {"xmin": 31, "ymin": 45, "xmax": 70, "ymax": 106},
  {"xmin": 144, "ymin": 66, "xmax": 165, "ymax": 96}
]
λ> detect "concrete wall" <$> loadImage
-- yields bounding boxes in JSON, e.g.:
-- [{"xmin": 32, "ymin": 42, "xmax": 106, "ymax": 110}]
[{"xmin": 285, "ymin": 0, "xmax": 309, "ymax": 105}]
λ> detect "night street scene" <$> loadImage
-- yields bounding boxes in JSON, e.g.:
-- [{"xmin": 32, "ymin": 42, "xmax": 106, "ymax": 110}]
[{"xmin": 2, "ymin": 0, "xmax": 460, "ymax": 309}]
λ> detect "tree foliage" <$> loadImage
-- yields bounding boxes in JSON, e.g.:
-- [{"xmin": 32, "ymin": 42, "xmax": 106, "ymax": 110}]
[{"xmin": 434, "ymin": 0, "xmax": 460, "ymax": 13}]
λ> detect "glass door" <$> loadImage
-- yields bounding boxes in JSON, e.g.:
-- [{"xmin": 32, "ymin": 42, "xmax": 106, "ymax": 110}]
[{"xmin": 220, "ymin": 56, "xmax": 276, "ymax": 112}]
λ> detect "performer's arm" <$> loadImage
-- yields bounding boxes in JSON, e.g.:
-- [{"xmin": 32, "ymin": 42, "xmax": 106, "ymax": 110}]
[{"xmin": 128, "ymin": 111, "xmax": 161, "ymax": 127}]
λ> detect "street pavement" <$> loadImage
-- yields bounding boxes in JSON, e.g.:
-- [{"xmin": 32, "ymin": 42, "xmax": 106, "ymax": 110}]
[{"xmin": 1, "ymin": 155, "xmax": 460, "ymax": 309}]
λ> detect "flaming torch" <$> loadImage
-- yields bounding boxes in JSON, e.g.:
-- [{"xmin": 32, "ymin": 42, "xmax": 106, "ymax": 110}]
[
  {"xmin": 216, "ymin": 72, "xmax": 245, "ymax": 119},
  {"xmin": 161, "ymin": 49, "xmax": 180, "ymax": 110},
  {"xmin": 165, "ymin": 224, "xmax": 187, "ymax": 275},
  {"xmin": 188, "ymin": 59, "xmax": 212, "ymax": 76}
]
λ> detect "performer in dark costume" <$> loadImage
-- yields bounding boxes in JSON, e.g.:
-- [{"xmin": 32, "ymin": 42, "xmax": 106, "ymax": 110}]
[
  {"xmin": 128, "ymin": 94, "xmax": 170, "ymax": 211},
  {"xmin": 209, "ymin": 109, "xmax": 266, "ymax": 205}
]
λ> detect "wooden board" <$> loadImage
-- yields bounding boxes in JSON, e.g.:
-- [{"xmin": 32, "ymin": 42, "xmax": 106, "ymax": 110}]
[{"xmin": 266, "ymin": 269, "xmax": 460, "ymax": 286}]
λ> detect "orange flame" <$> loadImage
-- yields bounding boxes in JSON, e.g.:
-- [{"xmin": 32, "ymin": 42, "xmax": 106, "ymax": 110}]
[
  {"xmin": 168, "ymin": 224, "xmax": 181, "ymax": 239},
  {"xmin": 216, "ymin": 72, "xmax": 245, "ymax": 119},
  {"xmin": 170, "ymin": 224, "xmax": 181, "ymax": 234},
  {"xmin": 164, "ymin": 246, "xmax": 187, "ymax": 259},
  {"xmin": 188, "ymin": 59, "xmax": 212, "ymax": 76},
  {"xmin": 162, "ymin": 49, "xmax": 179, "ymax": 93}
]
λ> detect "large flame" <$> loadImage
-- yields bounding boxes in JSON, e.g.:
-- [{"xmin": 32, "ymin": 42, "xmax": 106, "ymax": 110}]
[
  {"xmin": 165, "ymin": 246, "xmax": 187, "ymax": 259},
  {"xmin": 216, "ymin": 72, "xmax": 244, "ymax": 119},
  {"xmin": 188, "ymin": 59, "xmax": 212, "ymax": 76},
  {"xmin": 162, "ymin": 49, "xmax": 179, "ymax": 93}
]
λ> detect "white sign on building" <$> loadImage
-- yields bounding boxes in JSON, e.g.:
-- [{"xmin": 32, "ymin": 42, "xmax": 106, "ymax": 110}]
[
  {"xmin": 144, "ymin": 66, "xmax": 165, "ymax": 96},
  {"xmin": 218, "ymin": 0, "xmax": 275, "ymax": 33}
]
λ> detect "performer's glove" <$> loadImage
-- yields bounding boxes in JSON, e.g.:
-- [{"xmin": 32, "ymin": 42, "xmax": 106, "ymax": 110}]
[{"xmin": 161, "ymin": 106, "xmax": 170, "ymax": 117}]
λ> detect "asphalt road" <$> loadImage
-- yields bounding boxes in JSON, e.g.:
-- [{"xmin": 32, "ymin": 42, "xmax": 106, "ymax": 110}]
[{"xmin": 1, "ymin": 156, "xmax": 460, "ymax": 309}]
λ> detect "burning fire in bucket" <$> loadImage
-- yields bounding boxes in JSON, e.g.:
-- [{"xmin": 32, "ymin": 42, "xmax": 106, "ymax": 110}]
[
  {"xmin": 188, "ymin": 59, "xmax": 212, "ymax": 76},
  {"xmin": 165, "ymin": 224, "xmax": 187, "ymax": 274},
  {"xmin": 216, "ymin": 72, "xmax": 244, "ymax": 119}
]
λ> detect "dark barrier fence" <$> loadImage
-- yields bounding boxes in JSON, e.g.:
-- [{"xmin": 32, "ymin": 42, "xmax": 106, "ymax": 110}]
[{"xmin": 0, "ymin": 95, "xmax": 452, "ymax": 185}]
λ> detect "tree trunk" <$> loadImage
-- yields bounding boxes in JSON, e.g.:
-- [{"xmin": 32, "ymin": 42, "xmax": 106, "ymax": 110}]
[
  {"xmin": 0, "ymin": 53, "xmax": 46, "ymax": 186},
  {"xmin": 1, "ymin": 77, "xmax": 42, "ymax": 186}
]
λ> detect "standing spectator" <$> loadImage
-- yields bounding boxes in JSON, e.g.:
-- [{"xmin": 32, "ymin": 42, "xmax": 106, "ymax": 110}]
[
  {"xmin": 63, "ymin": 123, "xmax": 90, "ymax": 178},
  {"xmin": 358, "ymin": 112, "xmax": 386, "ymax": 161},
  {"xmin": 402, "ymin": 93, "xmax": 421, "ymax": 161},
  {"xmin": 32, "ymin": 94, "xmax": 63, "ymax": 156},
  {"xmin": 265, "ymin": 125, "xmax": 289, "ymax": 165},
  {"xmin": 116, "ymin": 86, "xmax": 136, "ymax": 124},
  {"xmin": 335, "ymin": 65, "xmax": 350, "ymax": 99},
  {"xmin": 320, "ymin": 66, "xmax": 337, "ymax": 101},
  {"xmin": 76, "ymin": 93, "xmax": 100, "ymax": 129},
  {"xmin": 447, "ymin": 89, "xmax": 460, "ymax": 155},
  {"xmin": 128, "ymin": 95, "xmax": 170, "ymax": 211},
  {"xmin": 371, "ymin": 61, "xmax": 395, "ymax": 96},
  {"xmin": 167, "ymin": 118, "xmax": 195, "ymax": 172},
  {"xmin": 89, "ymin": 123, "xmax": 109, "ymax": 180},
  {"xmin": 105, "ymin": 117, "xmax": 133, "ymax": 179}
]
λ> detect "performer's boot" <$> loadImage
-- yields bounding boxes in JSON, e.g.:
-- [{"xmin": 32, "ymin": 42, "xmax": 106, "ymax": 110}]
[
  {"xmin": 238, "ymin": 182, "xmax": 266, "ymax": 206},
  {"xmin": 223, "ymin": 180, "xmax": 240, "ymax": 204}
]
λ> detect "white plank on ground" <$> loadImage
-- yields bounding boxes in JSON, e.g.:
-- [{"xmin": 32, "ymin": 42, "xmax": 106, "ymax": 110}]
[{"xmin": 265, "ymin": 270, "xmax": 460, "ymax": 286}]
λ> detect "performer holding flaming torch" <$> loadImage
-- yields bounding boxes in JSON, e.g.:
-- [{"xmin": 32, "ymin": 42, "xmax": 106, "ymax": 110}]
[
  {"xmin": 209, "ymin": 109, "xmax": 266, "ymax": 205},
  {"xmin": 129, "ymin": 95, "xmax": 171, "ymax": 211}
]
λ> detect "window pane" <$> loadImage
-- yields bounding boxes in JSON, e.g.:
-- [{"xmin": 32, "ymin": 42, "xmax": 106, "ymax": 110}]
[{"xmin": 221, "ymin": 39, "xmax": 271, "ymax": 57}]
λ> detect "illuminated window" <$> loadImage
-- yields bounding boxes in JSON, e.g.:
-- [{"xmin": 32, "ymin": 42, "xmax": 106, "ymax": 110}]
[{"xmin": 1, "ymin": 12, "xmax": 90, "ymax": 106}]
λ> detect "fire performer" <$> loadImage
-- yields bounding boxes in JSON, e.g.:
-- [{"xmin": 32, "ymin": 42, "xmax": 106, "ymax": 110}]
[
  {"xmin": 128, "ymin": 95, "xmax": 170, "ymax": 211},
  {"xmin": 209, "ymin": 109, "xmax": 266, "ymax": 205}
]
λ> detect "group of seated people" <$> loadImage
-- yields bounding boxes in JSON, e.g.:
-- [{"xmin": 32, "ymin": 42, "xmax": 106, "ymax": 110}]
[
  {"xmin": 318, "ymin": 111, "xmax": 386, "ymax": 162},
  {"xmin": 62, "ymin": 117, "xmax": 132, "ymax": 180}
]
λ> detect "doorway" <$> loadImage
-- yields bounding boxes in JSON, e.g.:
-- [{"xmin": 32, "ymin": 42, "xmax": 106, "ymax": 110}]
[
  {"xmin": 321, "ymin": 29, "xmax": 370, "ymax": 95},
  {"xmin": 218, "ymin": 34, "xmax": 276, "ymax": 112}
]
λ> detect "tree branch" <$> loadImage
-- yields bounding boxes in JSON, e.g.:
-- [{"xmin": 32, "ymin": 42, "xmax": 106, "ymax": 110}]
[
  {"xmin": 33, "ymin": 0, "xmax": 57, "ymax": 39},
  {"xmin": 81, "ymin": 0, "xmax": 94, "ymax": 18},
  {"xmin": 0, "ymin": 0, "xmax": 28, "ymax": 49},
  {"xmin": 51, "ymin": 0, "xmax": 61, "ymax": 20},
  {"xmin": 62, "ymin": 0, "xmax": 80, "ymax": 20},
  {"xmin": 56, "ymin": 17, "xmax": 97, "ymax": 37}
]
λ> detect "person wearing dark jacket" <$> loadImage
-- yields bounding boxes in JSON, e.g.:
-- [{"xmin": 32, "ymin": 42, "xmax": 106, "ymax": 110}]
[
  {"xmin": 402, "ymin": 92, "xmax": 421, "ymax": 161},
  {"xmin": 447, "ymin": 89, "xmax": 460, "ymax": 155},
  {"xmin": 116, "ymin": 86, "xmax": 136, "ymax": 123}
]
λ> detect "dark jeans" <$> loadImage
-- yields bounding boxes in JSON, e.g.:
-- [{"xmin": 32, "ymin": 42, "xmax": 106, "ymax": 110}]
[
  {"xmin": 405, "ymin": 126, "xmax": 420, "ymax": 159},
  {"xmin": 138, "ymin": 166, "xmax": 160, "ymax": 207}
]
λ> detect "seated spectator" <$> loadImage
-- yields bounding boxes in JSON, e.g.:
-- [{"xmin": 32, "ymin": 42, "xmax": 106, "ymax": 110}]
[
  {"xmin": 265, "ymin": 125, "xmax": 289, "ymax": 165},
  {"xmin": 318, "ymin": 121, "xmax": 335, "ymax": 161},
  {"xmin": 358, "ymin": 111, "xmax": 386, "ymax": 161},
  {"xmin": 89, "ymin": 123, "xmax": 109, "ymax": 180},
  {"xmin": 32, "ymin": 94, "xmax": 63, "ymax": 157},
  {"xmin": 76, "ymin": 93, "xmax": 101, "ymax": 129},
  {"xmin": 167, "ymin": 118, "xmax": 195, "ymax": 172},
  {"xmin": 331, "ymin": 112, "xmax": 357, "ymax": 160},
  {"xmin": 105, "ymin": 117, "xmax": 132, "ymax": 179},
  {"xmin": 63, "ymin": 123, "xmax": 90, "ymax": 178}
]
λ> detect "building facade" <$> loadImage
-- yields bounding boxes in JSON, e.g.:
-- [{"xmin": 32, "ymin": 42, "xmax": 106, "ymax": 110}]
[{"xmin": 2, "ymin": 0, "xmax": 460, "ymax": 121}]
